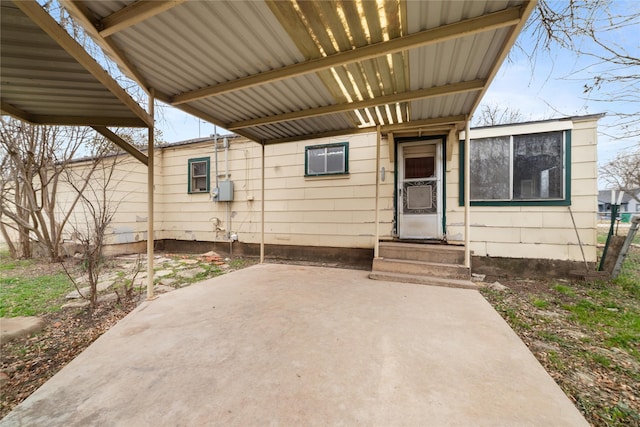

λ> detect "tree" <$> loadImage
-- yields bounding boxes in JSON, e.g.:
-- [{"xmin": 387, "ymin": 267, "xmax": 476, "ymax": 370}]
[
  {"xmin": 0, "ymin": 118, "xmax": 151, "ymax": 261},
  {"xmin": 522, "ymin": 0, "xmax": 640, "ymax": 137},
  {"xmin": 473, "ymin": 103, "xmax": 526, "ymax": 127},
  {"xmin": 599, "ymin": 147, "xmax": 640, "ymax": 201},
  {"xmin": 0, "ymin": 118, "xmax": 105, "ymax": 259},
  {"xmin": 64, "ymin": 154, "xmax": 124, "ymax": 308}
]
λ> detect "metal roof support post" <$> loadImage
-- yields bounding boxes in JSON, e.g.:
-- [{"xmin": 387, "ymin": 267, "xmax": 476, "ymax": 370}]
[
  {"xmin": 464, "ymin": 118, "xmax": 471, "ymax": 268},
  {"xmin": 146, "ymin": 89, "xmax": 155, "ymax": 300},
  {"xmin": 260, "ymin": 143, "xmax": 265, "ymax": 264},
  {"xmin": 374, "ymin": 126, "xmax": 381, "ymax": 258}
]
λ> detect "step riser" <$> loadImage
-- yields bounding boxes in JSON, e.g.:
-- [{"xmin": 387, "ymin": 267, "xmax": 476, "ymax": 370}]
[
  {"xmin": 372, "ymin": 258, "xmax": 470, "ymax": 280},
  {"xmin": 378, "ymin": 246, "xmax": 464, "ymax": 264},
  {"xmin": 369, "ymin": 273, "xmax": 477, "ymax": 290}
]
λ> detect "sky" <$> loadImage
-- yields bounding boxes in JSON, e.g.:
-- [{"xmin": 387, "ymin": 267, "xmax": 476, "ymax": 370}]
[
  {"xmin": 482, "ymin": 1, "xmax": 639, "ymax": 168},
  {"xmin": 155, "ymin": 2, "xmax": 639, "ymax": 171}
]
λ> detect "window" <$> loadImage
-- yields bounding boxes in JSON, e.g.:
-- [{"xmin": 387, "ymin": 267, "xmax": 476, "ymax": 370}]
[
  {"xmin": 405, "ymin": 157, "xmax": 434, "ymax": 179},
  {"xmin": 188, "ymin": 157, "xmax": 210, "ymax": 193},
  {"xmin": 305, "ymin": 142, "xmax": 348, "ymax": 176},
  {"xmin": 513, "ymin": 133, "xmax": 564, "ymax": 200},
  {"xmin": 460, "ymin": 130, "xmax": 570, "ymax": 206},
  {"xmin": 470, "ymin": 136, "xmax": 510, "ymax": 200}
]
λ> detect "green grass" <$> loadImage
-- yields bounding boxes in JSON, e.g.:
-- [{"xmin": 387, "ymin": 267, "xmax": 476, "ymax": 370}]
[
  {"xmin": 553, "ymin": 283, "xmax": 576, "ymax": 296},
  {"xmin": 0, "ymin": 273, "xmax": 74, "ymax": 317},
  {"xmin": 532, "ymin": 298, "xmax": 550, "ymax": 309},
  {"xmin": 547, "ymin": 351, "xmax": 567, "ymax": 371},
  {"xmin": 562, "ymin": 297, "xmax": 639, "ymax": 356},
  {"xmin": 586, "ymin": 351, "xmax": 613, "ymax": 368},
  {"xmin": 0, "ymin": 258, "xmax": 33, "ymax": 271},
  {"xmin": 598, "ymin": 223, "xmax": 640, "ymax": 245},
  {"xmin": 614, "ymin": 248, "xmax": 640, "ymax": 298},
  {"xmin": 539, "ymin": 331, "xmax": 566, "ymax": 345},
  {"xmin": 602, "ymin": 403, "xmax": 640, "ymax": 425},
  {"xmin": 1, "ymin": 250, "xmax": 75, "ymax": 317},
  {"xmin": 481, "ymin": 242, "xmax": 640, "ymax": 426}
]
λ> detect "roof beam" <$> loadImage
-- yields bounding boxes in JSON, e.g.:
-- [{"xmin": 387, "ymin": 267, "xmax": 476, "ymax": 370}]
[
  {"xmin": 1, "ymin": 102, "xmax": 35, "ymax": 123},
  {"xmin": 60, "ymin": 0, "xmax": 151, "ymax": 94},
  {"xmin": 14, "ymin": 0, "xmax": 153, "ymax": 128},
  {"xmin": 228, "ymin": 80, "xmax": 484, "ymax": 130},
  {"xmin": 152, "ymin": 92, "xmax": 265, "ymax": 144},
  {"xmin": 171, "ymin": 6, "xmax": 523, "ymax": 105},
  {"xmin": 99, "ymin": 1, "xmax": 187, "ymax": 37},
  {"xmin": 263, "ymin": 115, "xmax": 467, "ymax": 145},
  {"xmin": 27, "ymin": 116, "xmax": 148, "ymax": 127},
  {"xmin": 381, "ymin": 115, "xmax": 466, "ymax": 134},
  {"xmin": 92, "ymin": 126, "xmax": 148, "ymax": 165}
]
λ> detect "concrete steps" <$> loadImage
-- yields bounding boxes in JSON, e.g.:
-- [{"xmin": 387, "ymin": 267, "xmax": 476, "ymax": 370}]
[
  {"xmin": 378, "ymin": 241, "xmax": 465, "ymax": 265},
  {"xmin": 372, "ymin": 258, "xmax": 470, "ymax": 279},
  {"xmin": 369, "ymin": 272, "xmax": 477, "ymax": 290},
  {"xmin": 369, "ymin": 241, "xmax": 473, "ymax": 289}
]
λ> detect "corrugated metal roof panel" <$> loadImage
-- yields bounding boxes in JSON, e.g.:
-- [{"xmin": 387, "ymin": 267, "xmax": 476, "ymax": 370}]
[
  {"xmin": 196, "ymin": 75, "xmax": 339, "ymax": 124},
  {"xmin": 56, "ymin": 0, "xmax": 534, "ymax": 142},
  {"xmin": 109, "ymin": 1, "xmax": 305, "ymax": 96},
  {"xmin": 250, "ymin": 114, "xmax": 360, "ymax": 140},
  {"xmin": 0, "ymin": 1, "xmax": 148, "ymax": 127}
]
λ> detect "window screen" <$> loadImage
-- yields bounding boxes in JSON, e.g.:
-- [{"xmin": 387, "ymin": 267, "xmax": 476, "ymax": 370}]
[
  {"xmin": 305, "ymin": 143, "xmax": 348, "ymax": 176},
  {"xmin": 188, "ymin": 158, "xmax": 210, "ymax": 193},
  {"xmin": 470, "ymin": 136, "xmax": 510, "ymax": 200},
  {"xmin": 513, "ymin": 132, "xmax": 563, "ymax": 200},
  {"xmin": 468, "ymin": 131, "xmax": 565, "ymax": 202}
]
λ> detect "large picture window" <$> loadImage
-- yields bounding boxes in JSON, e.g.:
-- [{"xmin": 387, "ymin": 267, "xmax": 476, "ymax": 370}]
[
  {"xmin": 305, "ymin": 142, "xmax": 349, "ymax": 176},
  {"xmin": 470, "ymin": 136, "xmax": 510, "ymax": 200},
  {"xmin": 513, "ymin": 132, "xmax": 564, "ymax": 200},
  {"xmin": 461, "ymin": 130, "xmax": 569, "ymax": 205},
  {"xmin": 188, "ymin": 157, "xmax": 210, "ymax": 193}
]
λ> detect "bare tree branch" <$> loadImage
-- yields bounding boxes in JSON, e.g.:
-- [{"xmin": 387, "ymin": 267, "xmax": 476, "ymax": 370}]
[
  {"xmin": 520, "ymin": 0, "xmax": 640, "ymax": 137},
  {"xmin": 600, "ymin": 147, "xmax": 640, "ymax": 201}
]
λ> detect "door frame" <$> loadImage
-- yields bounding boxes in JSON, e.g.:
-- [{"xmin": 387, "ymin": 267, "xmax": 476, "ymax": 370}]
[{"xmin": 394, "ymin": 136, "xmax": 446, "ymax": 240}]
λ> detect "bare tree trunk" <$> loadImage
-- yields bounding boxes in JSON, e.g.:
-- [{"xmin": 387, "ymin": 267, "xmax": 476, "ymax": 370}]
[
  {"xmin": 68, "ymin": 154, "xmax": 124, "ymax": 309},
  {"xmin": 0, "ymin": 217, "xmax": 17, "ymax": 257},
  {"xmin": 0, "ymin": 119, "xmax": 112, "ymax": 261}
]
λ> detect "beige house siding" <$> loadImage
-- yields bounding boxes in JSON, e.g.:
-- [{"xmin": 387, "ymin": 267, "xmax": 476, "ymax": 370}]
[
  {"xmin": 157, "ymin": 139, "xmax": 262, "ymax": 244},
  {"xmin": 445, "ymin": 117, "xmax": 598, "ymax": 262},
  {"xmin": 53, "ymin": 156, "xmax": 149, "ymax": 249},
  {"xmin": 156, "ymin": 133, "xmax": 395, "ymax": 249},
  {"xmin": 263, "ymin": 133, "xmax": 395, "ymax": 248},
  {"xmin": 36, "ymin": 116, "xmax": 599, "ymax": 264}
]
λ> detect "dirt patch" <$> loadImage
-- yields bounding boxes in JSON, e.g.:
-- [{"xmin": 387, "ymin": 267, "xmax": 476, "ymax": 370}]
[
  {"xmin": 481, "ymin": 272, "xmax": 640, "ymax": 426},
  {"xmin": 0, "ymin": 297, "xmax": 138, "ymax": 418}
]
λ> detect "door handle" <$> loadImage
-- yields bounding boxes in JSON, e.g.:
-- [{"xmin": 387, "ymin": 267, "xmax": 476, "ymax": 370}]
[{"xmin": 399, "ymin": 188, "xmax": 402, "ymax": 197}]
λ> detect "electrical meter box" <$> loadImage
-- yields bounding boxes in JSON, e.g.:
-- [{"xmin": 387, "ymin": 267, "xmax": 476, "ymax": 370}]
[{"xmin": 216, "ymin": 180, "xmax": 234, "ymax": 201}]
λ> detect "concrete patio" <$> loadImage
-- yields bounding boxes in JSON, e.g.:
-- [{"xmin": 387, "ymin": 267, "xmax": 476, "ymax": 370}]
[{"xmin": 1, "ymin": 263, "xmax": 587, "ymax": 426}]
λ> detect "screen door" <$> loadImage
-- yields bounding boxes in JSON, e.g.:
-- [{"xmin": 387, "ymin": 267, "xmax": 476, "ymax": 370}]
[{"xmin": 397, "ymin": 141, "xmax": 442, "ymax": 239}]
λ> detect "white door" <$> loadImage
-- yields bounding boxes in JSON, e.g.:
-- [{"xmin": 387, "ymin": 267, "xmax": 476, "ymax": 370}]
[{"xmin": 397, "ymin": 140, "xmax": 442, "ymax": 239}]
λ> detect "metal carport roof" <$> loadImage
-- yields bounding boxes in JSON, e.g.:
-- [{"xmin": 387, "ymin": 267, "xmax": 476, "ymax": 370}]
[
  {"xmin": 0, "ymin": 0, "xmax": 537, "ymax": 291},
  {"xmin": 1, "ymin": 0, "xmax": 154, "ymax": 163},
  {"xmin": 0, "ymin": 0, "xmax": 156, "ymax": 297},
  {"xmin": 0, "ymin": 0, "xmax": 151, "ymax": 129},
  {"xmin": 60, "ymin": 0, "xmax": 536, "ymax": 143}
]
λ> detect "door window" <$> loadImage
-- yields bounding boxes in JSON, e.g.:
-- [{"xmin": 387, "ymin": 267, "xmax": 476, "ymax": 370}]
[{"xmin": 404, "ymin": 157, "xmax": 434, "ymax": 179}]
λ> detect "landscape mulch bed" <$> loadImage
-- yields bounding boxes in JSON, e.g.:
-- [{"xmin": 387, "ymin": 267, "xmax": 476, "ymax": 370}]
[{"xmin": 1, "ymin": 298, "xmax": 138, "ymax": 418}]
